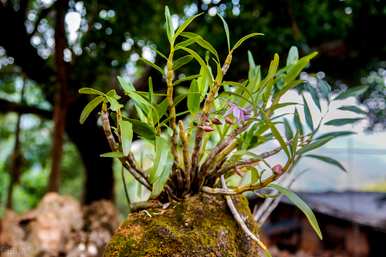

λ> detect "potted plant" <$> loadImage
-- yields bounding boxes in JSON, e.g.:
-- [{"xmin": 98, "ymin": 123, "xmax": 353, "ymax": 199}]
[{"xmin": 79, "ymin": 7, "xmax": 365, "ymax": 257}]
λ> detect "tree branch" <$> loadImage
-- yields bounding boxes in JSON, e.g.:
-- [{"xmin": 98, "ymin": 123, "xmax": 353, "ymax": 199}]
[{"xmin": 0, "ymin": 98, "xmax": 52, "ymax": 118}]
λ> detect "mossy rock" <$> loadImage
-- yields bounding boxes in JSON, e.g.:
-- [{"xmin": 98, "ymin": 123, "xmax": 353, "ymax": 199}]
[{"xmin": 104, "ymin": 193, "xmax": 261, "ymax": 257}]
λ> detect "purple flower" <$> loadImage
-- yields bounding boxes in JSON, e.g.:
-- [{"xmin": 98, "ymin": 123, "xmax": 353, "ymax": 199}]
[{"xmin": 224, "ymin": 102, "xmax": 252, "ymax": 124}]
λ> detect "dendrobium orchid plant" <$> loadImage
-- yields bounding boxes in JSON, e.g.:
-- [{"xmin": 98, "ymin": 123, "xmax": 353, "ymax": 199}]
[{"xmin": 79, "ymin": 7, "xmax": 367, "ymax": 256}]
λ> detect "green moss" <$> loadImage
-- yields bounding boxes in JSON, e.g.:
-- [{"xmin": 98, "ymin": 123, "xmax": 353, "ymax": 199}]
[{"xmin": 104, "ymin": 194, "xmax": 261, "ymax": 257}]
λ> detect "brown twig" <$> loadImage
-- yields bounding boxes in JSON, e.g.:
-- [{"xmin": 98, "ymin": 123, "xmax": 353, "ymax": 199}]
[
  {"xmin": 101, "ymin": 107, "xmax": 151, "ymax": 190},
  {"xmin": 200, "ymin": 120, "xmax": 252, "ymax": 175}
]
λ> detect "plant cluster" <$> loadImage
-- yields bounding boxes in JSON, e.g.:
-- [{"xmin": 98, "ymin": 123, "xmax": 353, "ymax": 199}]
[{"xmin": 79, "ymin": 7, "xmax": 366, "ymax": 256}]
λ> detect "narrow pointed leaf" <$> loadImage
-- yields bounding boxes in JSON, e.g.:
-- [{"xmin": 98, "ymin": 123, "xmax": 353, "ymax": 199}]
[
  {"xmin": 305, "ymin": 84, "xmax": 321, "ymax": 111},
  {"xmin": 270, "ymin": 184, "xmax": 323, "ymax": 240},
  {"xmin": 283, "ymin": 118, "xmax": 293, "ymax": 141},
  {"xmin": 174, "ymin": 74, "xmax": 201, "ymax": 85},
  {"xmin": 297, "ymin": 136, "xmax": 333, "ymax": 155},
  {"xmin": 80, "ymin": 96, "xmax": 104, "ymax": 124},
  {"xmin": 165, "ymin": 6, "xmax": 174, "ymax": 43},
  {"xmin": 175, "ymin": 13, "xmax": 203, "ymax": 38},
  {"xmin": 318, "ymin": 79, "xmax": 331, "ymax": 100},
  {"xmin": 334, "ymin": 85, "xmax": 368, "ymax": 100},
  {"xmin": 173, "ymin": 55, "xmax": 193, "ymax": 70},
  {"xmin": 305, "ymin": 154, "xmax": 347, "ymax": 172},
  {"xmin": 231, "ymin": 33, "xmax": 263, "ymax": 52},
  {"xmin": 140, "ymin": 58, "xmax": 165, "ymax": 75},
  {"xmin": 181, "ymin": 32, "xmax": 219, "ymax": 60},
  {"xmin": 79, "ymin": 88, "xmax": 105, "ymax": 96},
  {"xmin": 316, "ymin": 131, "xmax": 355, "ymax": 140},
  {"xmin": 187, "ymin": 79, "xmax": 200, "ymax": 114},
  {"xmin": 120, "ymin": 120, "xmax": 133, "ymax": 156},
  {"xmin": 217, "ymin": 14, "xmax": 230, "ymax": 51},
  {"xmin": 302, "ymin": 95, "xmax": 314, "ymax": 131},
  {"xmin": 265, "ymin": 115, "xmax": 290, "ymax": 158},
  {"xmin": 100, "ymin": 151, "xmax": 124, "ymax": 158},
  {"xmin": 178, "ymin": 47, "xmax": 210, "ymax": 74},
  {"xmin": 325, "ymin": 118, "xmax": 363, "ymax": 126},
  {"xmin": 338, "ymin": 105, "xmax": 367, "ymax": 115},
  {"xmin": 293, "ymin": 108, "xmax": 303, "ymax": 135},
  {"xmin": 286, "ymin": 46, "xmax": 299, "ymax": 66}
]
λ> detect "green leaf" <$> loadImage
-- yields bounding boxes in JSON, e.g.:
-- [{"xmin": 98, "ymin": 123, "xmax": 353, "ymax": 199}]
[
  {"xmin": 80, "ymin": 96, "xmax": 104, "ymax": 124},
  {"xmin": 149, "ymin": 137, "xmax": 169, "ymax": 182},
  {"xmin": 315, "ymin": 131, "xmax": 355, "ymax": 140},
  {"xmin": 297, "ymin": 136, "xmax": 333, "ymax": 155},
  {"xmin": 120, "ymin": 120, "xmax": 133, "ymax": 156},
  {"xmin": 150, "ymin": 137, "xmax": 172, "ymax": 197},
  {"xmin": 318, "ymin": 79, "xmax": 331, "ymax": 100},
  {"xmin": 248, "ymin": 50, "xmax": 256, "ymax": 69},
  {"xmin": 338, "ymin": 105, "xmax": 367, "ymax": 115},
  {"xmin": 148, "ymin": 77, "xmax": 154, "ymax": 104},
  {"xmin": 187, "ymin": 79, "xmax": 200, "ymax": 114},
  {"xmin": 283, "ymin": 118, "xmax": 293, "ymax": 141},
  {"xmin": 231, "ymin": 33, "xmax": 263, "ymax": 52},
  {"xmin": 178, "ymin": 47, "xmax": 210, "ymax": 75},
  {"xmin": 334, "ymin": 85, "xmax": 368, "ymax": 100},
  {"xmin": 173, "ymin": 55, "xmax": 193, "ymax": 70},
  {"xmin": 196, "ymin": 65, "xmax": 211, "ymax": 101},
  {"xmin": 117, "ymin": 76, "xmax": 136, "ymax": 92},
  {"xmin": 293, "ymin": 108, "xmax": 304, "ymax": 135},
  {"xmin": 284, "ymin": 52, "xmax": 318, "ymax": 85},
  {"xmin": 270, "ymin": 184, "xmax": 323, "ymax": 240},
  {"xmin": 118, "ymin": 76, "xmax": 156, "ymax": 116},
  {"xmin": 105, "ymin": 95, "xmax": 123, "ymax": 112},
  {"xmin": 305, "ymin": 84, "xmax": 321, "ymax": 111},
  {"xmin": 165, "ymin": 6, "xmax": 174, "ymax": 43},
  {"xmin": 325, "ymin": 118, "xmax": 363, "ymax": 126},
  {"xmin": 217, "ymin": 14, "xmax": 230, "ymax": 51},
  {"xmin": 79, "ymin": 88, "xmax": 105, "ymax": 96},
  {"xmin": 174, "ymin": 13, "xmax": 203, "ymax": 38},
  {"xmin": 302, "ymin": 95, "xmax": 314, "ymax": 131},
  {"xmin": 100, "ymin": 152, "xmax": 124, "ymax": 158},
  {"xmin": 174, "ymin": 74, "xmax": 200, "ymax": 85},
  {"xmin": 264, "ymin": 114, "xmax": 290, "ymax": 158},
  {"xmin": 286, "ymin": 46, "xmax": 299, "ymax": 66},
  {"xmin": 267, "ymin": 53, "xmax": 279, "ymax": 78},
  {"xmin": 140, "ymin": 58, "xmax": 164, "ymax": 75},
  {"xmin": 305, "ymin": 154, "xmax": 347, "ymax": 172},
  {"xmin": 126, "ymin": 118, "xmax": 156, "ymax": 140},
  {"xmin": 180, "ymin": 32, "xmax": 219, "ymax": 60},
  {"xmin": 290, "ymin": 131, "xmax": 299, "ymax": 154}
]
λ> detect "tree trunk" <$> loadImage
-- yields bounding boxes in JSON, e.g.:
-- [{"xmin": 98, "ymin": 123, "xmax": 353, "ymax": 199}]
[
  {"xmin": 48, "ymin": 0, "xmax": 69, "ymax": 192},
  {"xmin": 6, "ymin": 79, "xmax": 26, "ymax": 209}
]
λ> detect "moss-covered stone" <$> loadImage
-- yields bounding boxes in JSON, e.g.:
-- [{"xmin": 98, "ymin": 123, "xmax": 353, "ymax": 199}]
[{"xmin": 104, "ymin": 193, "xmax": 261, "ymax": 257}]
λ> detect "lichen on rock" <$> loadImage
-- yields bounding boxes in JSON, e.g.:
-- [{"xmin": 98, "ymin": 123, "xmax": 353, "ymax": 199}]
[{"xmin": 104, "ymin": 193, "xmax": 261, "ymax": 257}]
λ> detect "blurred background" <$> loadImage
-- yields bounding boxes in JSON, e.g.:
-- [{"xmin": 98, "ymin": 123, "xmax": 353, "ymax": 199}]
[{"xmin": 0, "ymin": 0, "xmax": 385, "ymax": 256}]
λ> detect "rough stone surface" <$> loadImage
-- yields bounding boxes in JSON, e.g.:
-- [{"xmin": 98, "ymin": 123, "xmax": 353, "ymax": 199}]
[
  {"xmin": 0, "ymin": 193, "xmax": 119, "ymax": 257},
  {"xmin": 104, "ymin": 193, "xmax": 261, "ymax": 257}
]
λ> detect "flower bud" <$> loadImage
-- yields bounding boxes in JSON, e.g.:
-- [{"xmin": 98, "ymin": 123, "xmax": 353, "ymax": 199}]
[
  {"xmin": 198, "ymin": 125, "xmax": 214, "ymax": 132},
  {"xmin": 225, "ymin": 117, "xmax": 234, "ymax": 124},
  {"xmin": 272, "ymin": 164, "xmax": 283, "ymax": 175},
  {"xmin": 211, "ymin": 118, "xmax": 222, "ymax": 125}
]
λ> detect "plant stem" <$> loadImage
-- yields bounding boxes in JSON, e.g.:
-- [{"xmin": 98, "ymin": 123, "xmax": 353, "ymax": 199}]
[
  {"xmin": 166, "ymin": 48, "xmax": 181, "ymax": 168},
  {"xmin": 101, "ymin": 106, "xmax": 151, "ymax": 190},
  {"xmin": 191, "ymin": 53, "xmax": 233, "ymax": 186},
  {"xmin": 178, "ymin": 120, "xmax": 191, "ymax": 192}
]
